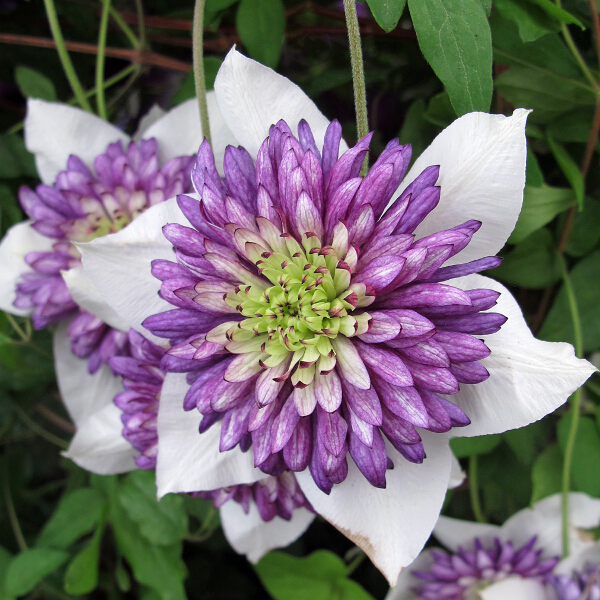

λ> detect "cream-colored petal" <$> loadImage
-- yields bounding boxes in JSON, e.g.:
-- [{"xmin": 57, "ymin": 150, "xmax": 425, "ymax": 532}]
[
  {"xmin": 0, "ymin": 220, "xmax": 55, "ymax": 315},
  {"xmin": 479, "ymin": 577, "xmax": 547, "ymax": 600},
  {"xmin": 394, "ymin": 110, "xmax": 529, "ymax": 265},
  {"xmin": 220, "ymin": 500, "xmax": 315, "ymax": 563},
  {"xmin": 25, "ymin": 99, "xmax": 130, "ymax": 184},
  {"xmin": 449, "ymin": 275, "xmax": 595, "ymax": 437},
  {"xmin": 296, "ymin": 432, "xmax": 452, "ymax": 586},
  {"xmin": 386, "ymin": 550, "xmax": 435, "ymax": 600}
]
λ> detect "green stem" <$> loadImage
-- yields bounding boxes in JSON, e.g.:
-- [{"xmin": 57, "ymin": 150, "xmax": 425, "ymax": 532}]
[
  {"xmin": 108, "ymin": 5, "xmax": 139, "ymax": 48},
  {"xmin": 346, "ymin": 550, "xmax": 366, "ymax": 576},
  {"xmin": 42, "ymin": 0, "xmax": 93, "ymax": 112},
  {"xmin": 135, "ymin": 0, "xmax": 146, "ymax": 50},
  {"xmin": 586, "ymin": 377, "xmax": 600, "ymax": 396},
  {"xmin": 559, "ymin": 252, "xmax": 584, "ymax": 558},
  {"xmin": 95, "ymin": 0, "xmax": 113, "ymax": 120},
  {"xmin": 556, "ymin": 0, "xmax": 598, "ymax": 89},
  {"xmin": 192, "ymin": 0, "xmax": 211, "ymax": 147},
  {"xmin": 3, "ymin": 449, "xmax": 28, "ymax": 552},
  {"xmin": 5, "ymin": 313, "xmax": 29, "ymax": 343},
  {"xmin": 11, "ymin": 403, "xmax": 69, "ymax": 449},
  {"xmin": 343, "ymin": 0, "xmax": 369, "ymax": 174},
  {"xmin": 469, "ymin": 455, "xmax": 486, "ymax": 523}
]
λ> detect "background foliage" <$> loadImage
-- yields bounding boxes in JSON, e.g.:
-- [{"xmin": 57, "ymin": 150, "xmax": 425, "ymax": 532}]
[{"xmin": 2, "ymin": 0, "xmax": 600, "ymax": 598}]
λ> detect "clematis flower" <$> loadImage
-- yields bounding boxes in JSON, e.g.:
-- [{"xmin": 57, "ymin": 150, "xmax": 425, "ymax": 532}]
[
  {"xmin": 387, "ymin": 492, "xmax": 600, "ymax": 600},
  {"xmin": 65, "ymin": 49, "xmax": 594, "ymax": 583},
  {"xmin": 549, "ymin": 540, "xmax": 600, "ymax": 600}
]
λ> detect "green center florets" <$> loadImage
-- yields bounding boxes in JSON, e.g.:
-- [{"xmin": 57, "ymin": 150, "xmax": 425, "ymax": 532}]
[{"xmin": 222, "ymin": 231, "xmax": 371, "ymax": 387}]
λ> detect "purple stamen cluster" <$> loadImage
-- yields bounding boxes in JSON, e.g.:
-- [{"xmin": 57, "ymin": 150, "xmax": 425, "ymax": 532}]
[
  {"xmin": 550, "ymin": 564, "xmax": 600, "ymax": 600},
  {"xmin": 143, "ymin": 119, "xmax": 505, "ymax": 493},
  {"xmin": 15, "ymin": 139, "xmax": 194, "ymax": 372},
  {"xmin": 413, "ymin": 537, "xmax": 559, "ymax": 599},
  {"xmin": 197, "ymin": 471, "xmax": 313, "ymax": 522},
  {"xmin": 112, "ymin": 330, "xmax": 311, "ymax": 521}
]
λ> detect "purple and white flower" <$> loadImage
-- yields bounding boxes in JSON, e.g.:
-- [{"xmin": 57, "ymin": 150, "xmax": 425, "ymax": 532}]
[
  {"xmin": 549, "ymin": 541, "xmax": 600, "ymax": 600},
  {"xmin": 64, "ymin": 49, "xmax": 594, "ymax": 583},
  {"xmin": 388, "ymin": 493, "xmax": 600, "ymax": 600}
]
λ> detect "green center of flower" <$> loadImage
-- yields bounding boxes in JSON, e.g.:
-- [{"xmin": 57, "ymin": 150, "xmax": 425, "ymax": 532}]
[{"xmin": 221, "ymin": 230, "xmax": 371, "ymax": 387}]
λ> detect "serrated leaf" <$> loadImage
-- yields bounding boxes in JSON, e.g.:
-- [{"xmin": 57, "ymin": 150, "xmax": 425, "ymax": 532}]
[
  {"xmin": 118, "ymin": 470, "xmax": 187, "ymax": 546},
  {"xmin": 255, "ymin": 551, "xmax": 374, "ymax": 600},
  {"xmin": 15, "ymin": 66, "xmax": 56, "ymax": 101},
  {"xmin": 37, "ymin": 488, "xmax": 106, "ymax": 549},
  {"xmin": 450, "ymin": 434, "xmax": 502, "ymax": 458},
  {"xmin": 540, "ymin": 249, "xmax": 600, "ymax": 352},
  {"xmin": 558, "ymin": 414, "xmax": 600, "ymax": 496},
  {"xmin": 366, "ymin": 0, "xmax": 407, "ymax": 32},
  {"xmin": 547, "ymin": 136, "xmax": 584, "ymax": 210},
  {"xmin": 5, "ymin": 549, "xmax": 69, "ymax": 597},
  {"xmin": 531, "ymin": 443, "xmax": 563, "ymax": 503},
  {"xmin": 508, "ymin": 184, "xmax": 575, "ymax": 244},
  {"xmin": 408, "ymin": 0, "xmax": 492, "ymax": 116},
  {"xmin": 494, "ymin": 228, "xmax": 561, "ymax": 289},
  {"xmin": 236, "ymin": 0, "xmax": 285, "ymax": 68},
  {"xmin": 63, "ymin": 522, "xmax": 104, "ymax": 595}
]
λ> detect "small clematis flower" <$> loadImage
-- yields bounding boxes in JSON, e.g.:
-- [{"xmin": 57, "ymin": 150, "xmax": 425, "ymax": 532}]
[
  {"xmin": 66, "ymin": 49, "xmax": 595, "ymax": 583},
  {"xmin": 388, "ymin": 493, "xmax": 600, "ymax": 600},
  {"xmin": 549, "ymin": 540, "xmax": 600, "ymax": 600}
]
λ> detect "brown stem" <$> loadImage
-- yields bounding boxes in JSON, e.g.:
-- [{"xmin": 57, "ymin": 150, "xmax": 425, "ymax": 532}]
[
  {"xmin": 589, "ymin": 0, "xmax": 600, "ymax": 68},
  {"xmin": 0, "ymin": 33, "xmax": 190, "ymax": 71},
  {"xmin": 34, "ymin": 404, "xmax": 75, "ymax": 434}
]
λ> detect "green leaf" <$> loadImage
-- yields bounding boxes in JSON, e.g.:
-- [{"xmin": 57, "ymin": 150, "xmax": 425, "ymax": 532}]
[
  {"xmin": 540, "ymin": 249, "xmax": 600, "ymax": 352},
  {"xmin": 206, "ymin": 0, "xmax": 239, "ymax": 10},
  {"xmin": 15, "ymin": 66, "xmax": 57, "ymax": 101},
  {"xmin": 531, "ymin": 443, "xmax": 563, "ymax": 503},
  {"xmin": 408, "ymin": 0, "xmax": 492, "ymax": 116},
  {"xmin": 236, "ymin": 0, "xmax": 285, "ymax": 68},
  {"xmin": 398, "ymin": 99, "xmax": 438, "ymax": 167},
  {"xmin": 0, "ymin": 135, "xmax": 37, "ymax": 179},
  {"xmin": 547, "ymin": 136, "xmax": 584, "ymax": 210},
  {"xmin": 171, "ymin": 57, "xmax": 223, "ymax": 106},
  {"xmin": 255, "ymin": 551, "xmax": 374, "ymax": 600},
  {"xmin": 5, "ymin": 549, "xmax": 69, "ymax": 597},
  {"xmin": 508, "ymin": 184, "xmax": 575, "ymax": 244},
  {"xmin": 423, "ymin": 92, "xmax": 456, "ymax": 129},
  {"xmin": 565, "ymin": 197, "xmax": 600, "ymax": 258},
  {"xmin": 0, "ymin": 546, "xmax": 14, "ymax": 600},
  {"xmin": 63, "ymin": 522, "xmax": 105, "ymax": 595},
  {"xmin": 494, "ymin": 228, "xmax": 561, "ymax": 289},
  {"xmin": 37, "ymin": 488, "xmax": 106, "ymax": 549},
  {"xmin": 528, "ymin": 0, "xmax": 584, "ymax": 29},
  {"xmin": 118, "ymin": 470, "xmax": 187, "ymax": 546},
  {"xmin": 495, "ymin": 68, "xmax": 595, "ymax": 124},
  {"xmin": 503, "ymin": 420, "xmax": 549, "ymax": 467},
  {"xmin": 0, "ymin": 186, "xmax": 22, "ymax": 235},
  {"xmin": 494, "ymin": 0, "xmax": 559, "ymax": 42},
  {"xmin": 450, "ymin": 434, "xmax": 502, "ymax": 458},
  {"xmin": 558, "ymin": 414, "xmax": 600, "ymax": 496},
  {"xmin": 367, "ymin": 0, "xmax": 407, "ymax": 32},
  {"xmin": 526, "ymin": 146, "xmax": 543, "ymax": 187},
  {"xmin": 110, "ymin": 497, "xmax": 187, "ymax": 600}
]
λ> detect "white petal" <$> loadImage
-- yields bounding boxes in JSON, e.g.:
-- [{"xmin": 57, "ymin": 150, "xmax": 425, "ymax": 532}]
[
  {"xmin": 62, "ymin": 266, "xmax": 130, "ymax": 331},
  {"xmin": 25, "ymin": 99, "xmax": 130, "ymax": 184},
  {"xmin": 77, "ymin": 197, "xmax": 189, "ymax": 345},
  {"xmin": 501, "ymin": 492, "xmax": 600, "ymax": 559},
  {"xmin": 0, "ymin": 221, "xmax": 55, "ymax": 315},
  {"xmin": 215, "ymin": 48, "xmax": 346, "ymax": 158},
  {"xmin": 555, "ymin": 539, "xmax": 600, "ymax": 575},
  {"xmin": 386, "ymin": 550, "xmax": 435, "ymax": 600},
  {"xmin": 137, "ymin": 93, "xmax": 237, "ymax": 170},
  {"xmin": 54, "ymin": 325, "xmax": 136, "ymax": 474},
  {"xmin": 449, "ymin": 274, "xmax": 595, "ymax": 437},
  {"xmin": 434, "ymin": 516, "xmax": 502, "ymax": 552},
  {"xmin": 156, "ymin": 373, "xmax": 264, "ymax": 497},
  {"xmin": 133, "ymin": 104, "xmax": 166, "ymax": 139},
  {"xmin": 448, "ymin": 453, "xmax": 465, "ymax": 489},
  {"xmin": 220, "ymin": 500, "xmax": 315, "ymax": 563},
  {"xmin": 394, "ymin": 110, "xmax": 529, "ymax": 265},
  {"xmin": 296, "ymin": 432, "xmax": 452, "ymax": 586},
  {"xmin": 479, "ymin": 577, "xmax": 547, "ymax": 600}
]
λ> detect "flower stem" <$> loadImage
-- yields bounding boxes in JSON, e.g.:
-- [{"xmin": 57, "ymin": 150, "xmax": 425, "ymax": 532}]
[
  {"xmin": 3, "ymin": 448, "xmax": 28, "ymax": 552},
  {"xmin": 135, "ymin": 0, "xmax": 146, "ymax": 50},
  {"xmin": 343, "ymin": 0, "xmax": 369, "ymax": 175},
  {"xmin": 559, "ymin": 252, "xmax": 584, "ymax": 558},
  {"xmin": 192, "ymin": 0, "xmax": 211, "ymax": 147},
  {"xmin": 42, "ymin": 0, "xmax": 93, "ymax": 112},
  {"xmin": 108, "ymin": 5, "xmax": 139, "ymax": 49},
  {"xmin": 95, "ymin": 0, "xmax": 112, "ymax": 121},
  {"xmin": 469, "ymin": 455, "xmax": 486, "ymax": 523}
]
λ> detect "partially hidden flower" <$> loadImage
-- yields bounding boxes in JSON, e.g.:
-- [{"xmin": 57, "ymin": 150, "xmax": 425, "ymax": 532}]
[
  {"xmin": 388, "ymin": 492, "xmax": 600, "ymax": 600},
  {"xmin": 65, "ymin": 49, "xmax": 595, "ymax": 583},
  {"xmin": 549, "ymin": 541, "xmax": 600, "ymax": 600}
]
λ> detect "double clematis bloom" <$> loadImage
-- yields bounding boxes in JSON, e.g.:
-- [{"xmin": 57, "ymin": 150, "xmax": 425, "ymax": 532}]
[
  {"xmin": 388, "ymin": 493, "xmax": 600, "ymax": 600},
  {"xmin": 55, "ymin": 49, "xmax": 594, "ymax": 582}
]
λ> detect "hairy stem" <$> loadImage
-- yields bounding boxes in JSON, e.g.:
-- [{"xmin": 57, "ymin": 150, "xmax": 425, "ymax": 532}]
[{"xmin": 192, "ymin": 0, "xmax": 211, "ymax": 146}]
